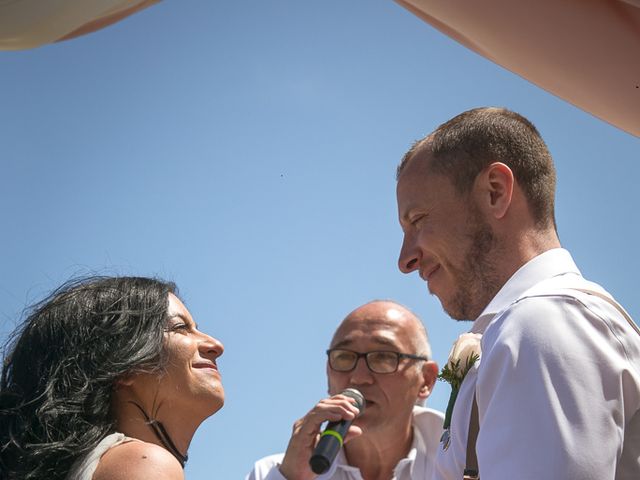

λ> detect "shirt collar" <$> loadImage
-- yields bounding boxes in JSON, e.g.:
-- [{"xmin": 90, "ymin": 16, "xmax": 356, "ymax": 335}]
[
  {"xmin": 333, "ymin": 406, "xmax": 426, "ymax": 478},
  {"xmin": 394, "ymin": 408, "xmax": 425, "ymax": 478},
  {"xmin": 471, "ymin": 248, "xmax": 581, "ymax": 334}
]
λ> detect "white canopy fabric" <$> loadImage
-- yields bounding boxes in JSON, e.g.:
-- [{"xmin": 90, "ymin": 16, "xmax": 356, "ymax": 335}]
[
  {"xmin": 396, "ymin": 0, "xmax": 640, "ymax": 137},
  {"xmin": 0, "ymin": 0, "xmax": 158, "ymax": 50}
]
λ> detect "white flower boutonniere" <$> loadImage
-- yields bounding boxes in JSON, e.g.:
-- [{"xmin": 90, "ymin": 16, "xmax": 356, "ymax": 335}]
[{"xmin": 438, "ymin": 332, "xmax": 482, "ymax": 450}]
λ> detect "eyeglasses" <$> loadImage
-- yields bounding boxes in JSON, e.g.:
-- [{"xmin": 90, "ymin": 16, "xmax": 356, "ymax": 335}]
[{"xmin": 326, "ymin": 348, "xmax": 429, "ymax": 374}]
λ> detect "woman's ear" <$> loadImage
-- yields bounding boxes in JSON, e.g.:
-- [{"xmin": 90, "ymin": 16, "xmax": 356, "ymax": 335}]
[{"xmin": 114, "ymin": 374, "xmax": 135, "ymax": 388}]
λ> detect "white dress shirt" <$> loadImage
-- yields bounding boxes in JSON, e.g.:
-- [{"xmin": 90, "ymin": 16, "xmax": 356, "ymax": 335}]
[
  {"xmin": 434, "ymin": 248, "xmax": 640, "ymax": 480},
  {"xmin": 247, "ymin": 407, "xmax": 444, "ymax": 480}
]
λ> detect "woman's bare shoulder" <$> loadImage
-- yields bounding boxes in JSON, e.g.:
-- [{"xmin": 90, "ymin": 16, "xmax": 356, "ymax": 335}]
[{"xmin": 93, "ymin": 440, "xmax": 184, "ymax": 480}]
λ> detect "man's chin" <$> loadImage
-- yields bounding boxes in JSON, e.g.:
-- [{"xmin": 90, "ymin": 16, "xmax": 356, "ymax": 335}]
[
  {"xmin": 445, "ymin": 308, "xmax": 473, "ymax": 321},
  {"xmin": 353, "ymin": 405, "xmax": 378, "ymax": 427},
  {"xmin": 352, "ymin": 416, "xmax": 372, "ymax": 431},
  {"xmin": 439, "ymin": 295, "xmax": 476, "ymax": 321},
  {"xmin": 428, "ymin": 287, "xmax": 461, "ymax": 319}
]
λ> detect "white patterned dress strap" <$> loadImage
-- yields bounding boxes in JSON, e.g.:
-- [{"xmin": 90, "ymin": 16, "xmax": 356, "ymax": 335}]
[{"xmin": 67, "ymin": 432, "xmax": 137, "ymax": 480}]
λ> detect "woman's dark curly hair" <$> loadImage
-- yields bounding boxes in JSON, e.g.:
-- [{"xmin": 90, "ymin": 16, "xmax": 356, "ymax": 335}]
[{"xmin": 0, "ymin": 276, "xmax": 176, "ymax": 480}]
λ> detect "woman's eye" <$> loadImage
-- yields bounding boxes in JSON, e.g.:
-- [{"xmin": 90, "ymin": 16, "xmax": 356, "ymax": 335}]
[{"xmin": 168, "ymin": 323, "xmax": 189, "ymax": 333}]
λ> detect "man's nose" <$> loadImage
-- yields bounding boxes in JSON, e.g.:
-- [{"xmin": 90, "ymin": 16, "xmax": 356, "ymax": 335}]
[
  {"xmin": 349, "ymin": 356, "xmax": 374, "ymax": 385},
  {"xmin": 398, "ymin": 235, "xmax": 420, "ymax": 274}
]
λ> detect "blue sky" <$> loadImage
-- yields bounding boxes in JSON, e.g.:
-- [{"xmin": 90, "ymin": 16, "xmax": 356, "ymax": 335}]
[{"xmin": 1, "ymin": 1, "xmax": 638, "ymax": 478}]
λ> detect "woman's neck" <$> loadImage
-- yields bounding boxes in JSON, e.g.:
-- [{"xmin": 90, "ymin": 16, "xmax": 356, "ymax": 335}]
[{"xmin": 112, "ymin": 397, "xmax": 201, "ymax": 465}]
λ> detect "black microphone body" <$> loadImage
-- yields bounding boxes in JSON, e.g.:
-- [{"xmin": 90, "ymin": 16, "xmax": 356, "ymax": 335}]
[{"xmin": 309, "ymin": 388, "xmax": 365, "ymax": 475}]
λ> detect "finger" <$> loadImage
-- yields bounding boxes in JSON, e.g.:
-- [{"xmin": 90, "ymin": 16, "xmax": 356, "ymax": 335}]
[
  {"xmin": 317, "ymin": 395, "xmax": 362, "ymax": 418},
  {"xmin": 292, "ymin": 394, "xmax": 363, "ymax": 440},
  {"xmin": 343, "ymin": 425, "xmax": 364, "ymax": 444},
  {"xmin": 329, "ymin": 394, "xmax": 363, "ymax": 415},
  {"xmin": 308, "ymin": 398, "xmax": 358, "ymax": 422}
]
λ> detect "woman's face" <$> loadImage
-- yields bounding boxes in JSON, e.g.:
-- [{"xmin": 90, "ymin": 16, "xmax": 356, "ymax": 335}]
[
  {"xmin": 128, "ymin": 293, "xmax": 225, "ymax": 419},
  {"xmin": 166, "ymin": 293, "xmax": 225, "ymax": 410}
]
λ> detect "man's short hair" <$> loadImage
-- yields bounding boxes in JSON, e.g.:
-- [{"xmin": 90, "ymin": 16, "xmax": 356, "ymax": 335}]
[{"xmin": 397, "ymin": 107, "xmax": 557, "ymax": 229}]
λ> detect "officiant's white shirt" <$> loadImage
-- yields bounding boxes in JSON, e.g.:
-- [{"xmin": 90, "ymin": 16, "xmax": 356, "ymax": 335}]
[
  {"xmin": 247, "ymin": 407, "xmax": 443, "ymax": 480},
  {"xmin": 434, "ymin": 248, "xmax": 640, "ymax": 480}
]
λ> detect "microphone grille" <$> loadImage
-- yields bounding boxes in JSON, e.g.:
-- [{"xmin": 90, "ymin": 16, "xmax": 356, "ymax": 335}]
[{"xmin": 341, "ymin": 388, "xmax": 365, "ymax": 413}]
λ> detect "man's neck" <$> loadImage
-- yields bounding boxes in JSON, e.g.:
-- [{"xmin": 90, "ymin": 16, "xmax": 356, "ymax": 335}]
[
  {"xmin": 343, "ymin": 422, "xmax": 414, "ymax": 480},
  {"xmin": 495, "ymin": 226, "xmax": 561, "ymax": 289}
]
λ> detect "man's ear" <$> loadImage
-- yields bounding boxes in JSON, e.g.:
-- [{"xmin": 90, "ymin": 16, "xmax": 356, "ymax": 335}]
[
  {"xmin": 418, "ymin": 361, "xmax": 439, "ymax": 401},
  {"xmin": 474, "ymin": 162, "xmax": 514, "ymax": 220}
]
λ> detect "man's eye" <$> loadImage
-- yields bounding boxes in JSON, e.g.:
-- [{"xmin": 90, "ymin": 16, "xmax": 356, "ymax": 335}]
[
  {"xmin": 335, "ymin": 353, "xmax": 353, "ymax": 361},
  {"xmin": 410, "ymin": 215, "xmax": 424, "ymax": 226}
]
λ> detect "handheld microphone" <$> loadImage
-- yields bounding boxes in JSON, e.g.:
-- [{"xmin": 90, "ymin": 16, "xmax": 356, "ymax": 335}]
[{"xmin": 309, "ymin": 388, "xmax": 365, "ymax": 474}]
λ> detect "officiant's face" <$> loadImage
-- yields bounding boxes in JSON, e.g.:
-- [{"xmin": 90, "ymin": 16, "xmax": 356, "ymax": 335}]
[{"xmin": 326, "ymin": 301, "xmax": 437, "ymax": 433}]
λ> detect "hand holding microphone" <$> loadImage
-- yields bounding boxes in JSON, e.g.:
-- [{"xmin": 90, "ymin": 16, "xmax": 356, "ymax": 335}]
[
  {"xmin": 309, "ymin": 388, "xmax": 365, "ymax": 474},
  {"xmin": 278, "ymin": 389, "xmax": 365, "ymax": 480}
]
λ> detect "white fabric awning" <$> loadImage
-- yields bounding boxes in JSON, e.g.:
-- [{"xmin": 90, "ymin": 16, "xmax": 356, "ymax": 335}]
[
  {"xmin": 396, "ymin": 0, "xmax": 640, "ymax": 137},
  {"xmin": 0, "ymin": 0, "xmax": 158, "ymax": 50}
]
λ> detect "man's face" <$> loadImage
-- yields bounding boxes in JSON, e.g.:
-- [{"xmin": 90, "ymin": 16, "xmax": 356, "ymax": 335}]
[
  {"xmin": 396, "ymin": 153, "xmax": 500, "ymax": 320},
  {"xmin": 326, "ymin": 303, "xmax": 435, "ymax": 434}
]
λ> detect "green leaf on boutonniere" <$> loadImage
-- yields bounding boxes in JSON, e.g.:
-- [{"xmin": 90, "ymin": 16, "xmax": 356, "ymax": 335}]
[
  {"xmin": 438, "ymin": 353, "xmax": 479, "ymax": 430},
  {"xmin": 438, "ymin": 353, "xmax": 480, "ymax": 390}
]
